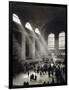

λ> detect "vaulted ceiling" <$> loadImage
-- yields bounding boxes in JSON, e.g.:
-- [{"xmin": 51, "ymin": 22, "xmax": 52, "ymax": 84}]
[{"xmin": 12, "ymin": 2, "xmax": 66, "ymax": 34}]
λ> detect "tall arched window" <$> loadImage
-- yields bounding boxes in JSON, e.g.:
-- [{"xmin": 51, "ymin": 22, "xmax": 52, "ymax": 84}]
[
  {"xmin": 48, "ymin": 33, "xmax": 55, "ymax": 50},
  {"xmin": 59, "ymin": 32, "xmax": 65, "ymax": 49}
]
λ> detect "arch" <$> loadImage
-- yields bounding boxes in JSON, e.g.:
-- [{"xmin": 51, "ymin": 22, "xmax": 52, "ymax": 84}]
[
  {"xmin": 59, "ymin": 32, "xmax": 65, "ymax": 49},
  {"xmin": 48, "ymin": 33, "xmax": 55, "ymax": 50}
]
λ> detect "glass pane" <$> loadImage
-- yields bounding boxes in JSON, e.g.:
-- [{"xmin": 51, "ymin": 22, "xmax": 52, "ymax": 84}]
[
  {"xmin": 59, "ymin": 32, "xmax": 65, "ymax": 49},
  {"xmin": 48, "ymin": 33, "xmax": 55, "ymax": 50}
]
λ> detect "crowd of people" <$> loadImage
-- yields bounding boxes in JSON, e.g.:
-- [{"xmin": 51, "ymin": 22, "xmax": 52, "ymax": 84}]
[{"xmin": 23, "ymin": 61, "xmax": 65, "ymax": 86}]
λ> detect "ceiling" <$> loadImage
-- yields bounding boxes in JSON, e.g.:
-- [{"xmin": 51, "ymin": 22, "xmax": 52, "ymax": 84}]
[{"xmin": 12, "ymin": 2, "xmax": 66, "ymax": 34}]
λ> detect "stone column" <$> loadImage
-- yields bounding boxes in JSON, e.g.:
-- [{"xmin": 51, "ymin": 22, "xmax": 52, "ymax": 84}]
[
  {"xmin": 21, "ymin": 32, "xmax": 26, "ymax": 60},
  {"xmin": 35, "ymin": 39, "xmax": 41, "ymax": 58},
  {"xmin": 28, "ymin": 36, "xmax": 35, "ymax": 59}
]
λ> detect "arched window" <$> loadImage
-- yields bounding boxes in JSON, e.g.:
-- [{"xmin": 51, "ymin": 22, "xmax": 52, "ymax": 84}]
[
  {"xmin": 59, "ymin": 32, "xmax": 65, "ymax": 49},
  {"xmin": 13, "ymin": 13, "xmax": 21, "ymax": 25},
  {"xmin": 48, "ymin": 33, "xmax": 55, "ymax": 50},
  {"xmin": 25, "ymin": 22, "xmax": 33, "ymax": 31},
  {"xmin": 35, "ymin": 28, "xmax": 40, "ymax": 35}
]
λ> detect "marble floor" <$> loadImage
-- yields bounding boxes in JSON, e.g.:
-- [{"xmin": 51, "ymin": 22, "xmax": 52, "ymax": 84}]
[{"xmin": 13, "ymin": 71, "xmax": 57, "ymax": 86}]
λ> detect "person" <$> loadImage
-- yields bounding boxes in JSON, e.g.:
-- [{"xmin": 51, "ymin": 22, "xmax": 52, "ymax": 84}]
[
  {"xmin": 34, "ymin": 75, "xmax": 37, "ymax": 80},
  {"xmin": 43, "ymin": 81, "xmax": 46, "ymax": 85},
  {"xmin": 24, "ymin": 82, "xmax": 29, "ymax": 86},
  {"xmin": 51, "ymin": 63, "xmax": 54, "ymax": 76},
  {"xmin": 37, "ymin": 68, "xmax": 39, "ymax": 73},
  {"xmin": 40, "ymin": 71, "xmax": 42, "ymax": 76},
  {"xmin": 51, "ymin": 77, "xmax": 54, "ymax": 84},
  {"xmin": 26, "ymin": 82, "xmax": 29, "ymax": 85},
  {"xmin": 55, "ymin": 65, "xmax": 61, "ymax": 83},
  {"xmin": 48, "ymin": 64, "xmax": 51, "ymax": 77},
  {"xmin": 28, "ymin": 71, "xmax": 29, "ymax": 77},
  {"xmin": 30, "ymin": 74, "xmax": 34, "ymax": 81}
]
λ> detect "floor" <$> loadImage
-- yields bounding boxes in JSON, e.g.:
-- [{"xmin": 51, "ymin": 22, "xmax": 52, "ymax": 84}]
[{"xmin": 13, "ymin": 71, "xmax": 57, "ymax": 86}]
